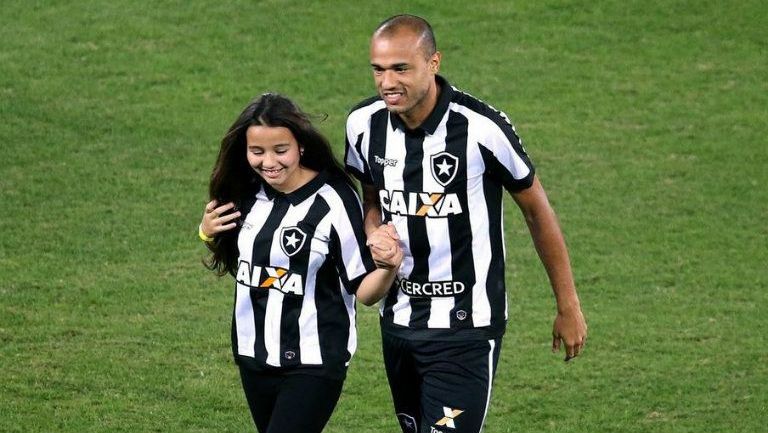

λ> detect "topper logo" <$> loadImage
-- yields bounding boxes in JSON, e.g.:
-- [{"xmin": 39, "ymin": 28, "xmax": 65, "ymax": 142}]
[{"xmin": 374, "ymin": 154, "xmax": 399, "ymax": 167}]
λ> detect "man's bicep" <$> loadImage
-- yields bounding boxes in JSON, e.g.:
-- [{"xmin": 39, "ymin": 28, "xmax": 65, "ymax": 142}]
[
  {"xmin": 362, "ymin": 183, "xmax": 379, "ymax": 205},
  {"xmin": 344, "ymin": 121, "xmax": 373, "ymax": 184},
  {"xmin": 511, "ymin": 175, "xmax": 550, "ymax": 220}
]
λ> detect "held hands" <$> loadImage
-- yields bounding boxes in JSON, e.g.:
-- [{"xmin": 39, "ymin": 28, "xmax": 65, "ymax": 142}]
[
  {"xmin": 552, "ymin": 304, "xmax": 588, "ymax": 362},
  {"xmin": 199, "ymin": 199, "xmax": 241, "ymax": 241},
  {"xmin": 356, "ymin": 222, "xmax": 403, "ymax": 306},
  {"xmin": 367, "ymin": 222, "xmax": 403, "ymax": 271}
]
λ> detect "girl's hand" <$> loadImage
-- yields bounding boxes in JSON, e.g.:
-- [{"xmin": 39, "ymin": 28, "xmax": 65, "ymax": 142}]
[{"xmin": 200, "ymin": 199, "xmax": 241, "ymax": 239}]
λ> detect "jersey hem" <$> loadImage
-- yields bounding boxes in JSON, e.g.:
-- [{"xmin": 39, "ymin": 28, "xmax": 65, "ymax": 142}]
[
  {"xmin": 380, "ymin": 320, "xmax": 507, "ymax": 341},
  {"xmin": 234, "ymin": 355, "xmax": 348, "ymax": 380}
]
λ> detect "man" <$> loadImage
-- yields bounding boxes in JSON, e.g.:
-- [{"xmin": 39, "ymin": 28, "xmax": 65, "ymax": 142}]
[{"xmin": 344, "ymin": 14, "xmax": 587, "ymax": 433}]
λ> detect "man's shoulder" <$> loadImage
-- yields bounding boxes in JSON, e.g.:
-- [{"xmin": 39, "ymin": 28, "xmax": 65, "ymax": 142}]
[
  {"xmin": 348, "ymin": 95, "xmax": 384, "ymax": 115},
  {"xmin": 347, "ymin": 95, "xmax": 390, "ymax": 125},
  {"xmin": 446, "ymin": 87, "xmax": 521, "ymax": 143},
  {"xmin": 346, "ymin": 96, "xmax": 387, "ymax": 135},
  {"xmin": 449, "ymin": 86, "xmax": 512, "ymax": 125}
]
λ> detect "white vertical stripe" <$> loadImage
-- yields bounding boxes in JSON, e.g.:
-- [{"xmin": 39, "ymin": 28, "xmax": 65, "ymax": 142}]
[
  {"xmin": 501, "ymin": 208, "xmax": 508, "ymax": 321},
  {"xmin": 426, "ymin": 215, "xmax": 453, "ymax": 328},
  {"xmin": 234, "ymin": 283, "xmax": 256, "ymax": 357},
  {"xmin": 423, "ymin": 122, "xmax": 454, "ymax": 328},
  {"xmin": 263, "ymin": 291, "xmax": 284, "ymax": 366},
  {"xmin": 298, "ymin": 279, "xmax": 321, "ymax": 365},
  {"xmin": 384, "ymin": 122, "xmax": 412, "ymax": 327},
  {"xmin": 479, "ymin": 339, "xmax": 496, "ymax": 432},
  {"xmin": 298, "ymin": 213, "xmax": 332, "ymax": 365},
  {"xmin": 235, "ymin": 190, "xmax": 272, "ymax": 357},
  {"xmin": 343, "ymin": 279, "xmax": 358, "ymax": 365}
]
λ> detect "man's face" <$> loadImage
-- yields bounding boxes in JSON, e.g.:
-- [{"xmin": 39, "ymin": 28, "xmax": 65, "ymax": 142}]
[{"xmin": 370, "ymin": 30, "xmax": 440, "ymax": 126}]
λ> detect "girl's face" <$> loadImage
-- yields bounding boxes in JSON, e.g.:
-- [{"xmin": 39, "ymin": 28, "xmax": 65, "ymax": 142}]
[{"xmin": 246, "ymin": 125, "xmax": 305, "ymax": 193}]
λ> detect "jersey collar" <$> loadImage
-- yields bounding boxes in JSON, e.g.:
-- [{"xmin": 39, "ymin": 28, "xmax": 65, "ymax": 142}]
[
  {"xmin": 262, "ymin": 169, "xmax": 327, "ymax": 206},
  {"xmin": 389, "ymin": 75, "xmax": 454, "ymax": 136}
]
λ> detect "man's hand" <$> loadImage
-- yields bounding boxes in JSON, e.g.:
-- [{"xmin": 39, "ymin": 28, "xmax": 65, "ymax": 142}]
[
  {"xmin": 367, "ymin": 222, "xmax": 402, "ymax": 270},
  {"xmin": 552, "ymin": 305, "xmax": 587, "ymax": 361}
]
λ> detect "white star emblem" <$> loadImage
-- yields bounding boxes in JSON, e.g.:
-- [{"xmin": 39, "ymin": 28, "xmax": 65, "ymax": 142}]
[
  {"xmin": 436, "ymin": 158, "xmax": 453, "ymax": 176},
  {"xmin": 284, "ymin": 233, "xmax": 300, "ymax": 248},
  {"xmin": 279, "ymin": 226, "xmax": 307, "ymax": 257},
  {"xmin": 430, "ymin": 152, "xmax": 459, "ymax": 187}
]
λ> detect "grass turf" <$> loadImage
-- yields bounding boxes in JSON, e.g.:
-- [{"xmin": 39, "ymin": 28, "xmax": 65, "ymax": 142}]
[{"xmin": 1, "ymin": 1, "xmax": 765, "ymax": 432}]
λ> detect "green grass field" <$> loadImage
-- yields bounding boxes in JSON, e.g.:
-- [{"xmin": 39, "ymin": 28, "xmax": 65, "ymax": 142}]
[{"xmin": 1, "ymin": 1, "xmax": 766, "ymax": 432}]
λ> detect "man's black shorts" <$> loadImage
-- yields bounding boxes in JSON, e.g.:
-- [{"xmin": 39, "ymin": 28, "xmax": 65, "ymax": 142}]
[{"xmin": 382, "ymin": 331, "xmax": 503, "ymax": 433}]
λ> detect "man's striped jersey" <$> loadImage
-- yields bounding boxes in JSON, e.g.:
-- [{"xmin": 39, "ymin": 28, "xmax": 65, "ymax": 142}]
[
  {"xmin": 232, "ymin": 171, "xmax": 375, "ymax": 379},
  {"xmin": 344, "ymin": 76, "xmax": 536, "ymax": 340}
]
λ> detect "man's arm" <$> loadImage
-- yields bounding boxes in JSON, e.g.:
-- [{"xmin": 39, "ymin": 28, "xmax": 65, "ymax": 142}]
[
  {"xmin": 362, "ymin": 183, "xmax": 383, "ymax": 237},
  {"xmin": 512, "ymin": 175, "xmax": 587, "ymax": 361}
]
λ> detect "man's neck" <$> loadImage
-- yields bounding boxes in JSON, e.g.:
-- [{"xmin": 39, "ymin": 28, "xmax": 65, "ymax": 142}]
[{"xmin": 401, "ymin": 80, "xmax": 441, "ymax": 130}]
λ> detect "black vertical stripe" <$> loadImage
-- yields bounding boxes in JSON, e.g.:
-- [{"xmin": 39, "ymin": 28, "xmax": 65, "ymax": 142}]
[
  {"xmin": 249, "ymin": 197, "xmax": 290, "ymax": 365},
  {"xmin": 278, "ymin": 195, "xmax": 331, "ymax": 368},
  {"xmin": 403, "ymin": 129, "xmax": 431, "ymax": 328},
  {"xmin": 479, "ymin": 147, "xmax": 508, "ymax": 327},
  {"xmin": 444, "ymin": 111, "xmax": 477, "ymax": 329},
  {"xmin": 367, "ymin": 109, "xmax": 390, "ymax": 189}
]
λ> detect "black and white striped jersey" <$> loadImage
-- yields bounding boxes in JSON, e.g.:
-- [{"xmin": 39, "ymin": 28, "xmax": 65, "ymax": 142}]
[
  {"xmin": 232, "ymin": 171, "xmax": 375, "ymax": 378},
  {"xmin": 344, "ymin": 76, "xmax": 535, "ymax": 340}
]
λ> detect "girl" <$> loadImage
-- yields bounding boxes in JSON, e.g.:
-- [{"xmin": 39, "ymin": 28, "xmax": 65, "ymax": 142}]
[{"xmin": 199, "ymin": 93, "xmax": 401, "ymax": 433}]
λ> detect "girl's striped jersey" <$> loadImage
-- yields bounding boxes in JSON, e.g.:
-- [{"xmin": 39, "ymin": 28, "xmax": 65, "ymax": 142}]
[
  {"xmin": 344, "ymin": 76, "xmax": 536, "ymax": 340},
  {"xmin": 232, "ymin": 171, "xmax": 375, "ymax": 379}
]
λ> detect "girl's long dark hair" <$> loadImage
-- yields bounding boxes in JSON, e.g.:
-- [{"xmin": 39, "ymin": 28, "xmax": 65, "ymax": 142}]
[{"xmin": 204, "ymin": 93, "xmax": 354, "ymax": 276}]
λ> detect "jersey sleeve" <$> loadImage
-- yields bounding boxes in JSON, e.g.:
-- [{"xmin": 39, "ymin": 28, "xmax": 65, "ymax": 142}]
[
  {"xmin": 478, "ymin": 116, "xmax": 536, "ymax": 193},
  {"xmin": 344, "ymin": 112, "xmax": 374, "ymax": 185},
  {"xmin": 328, "ymin": 184, "xmax": 376, "ymax": 294}
]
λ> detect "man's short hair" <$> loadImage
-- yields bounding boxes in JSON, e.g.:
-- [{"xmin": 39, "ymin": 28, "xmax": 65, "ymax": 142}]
[{"xmin": 374, "ymin": 14, "xmax": 437, "ymax": 58}]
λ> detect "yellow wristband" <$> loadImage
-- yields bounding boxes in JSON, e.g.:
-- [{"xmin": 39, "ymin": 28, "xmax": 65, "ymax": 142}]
[{"xmin": 198, "ymin": 224, "xmax": 214, "ymax": 243}]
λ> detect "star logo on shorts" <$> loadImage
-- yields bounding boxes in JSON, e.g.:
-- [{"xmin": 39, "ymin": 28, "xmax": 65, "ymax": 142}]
[
  {"xmin": 435, "ymin": 407, "xmax": 464, "ymax": 429},
  {"xmin": 397, "ymin": 413, "xmax": 417, "ymax": 433},
  {"xmin": 279, "ymin": 226, "xmax": 307, "ymax": 257},
  {"xmin": 430, "ymin": 151, "xmax": 459, "ymax": 187}
]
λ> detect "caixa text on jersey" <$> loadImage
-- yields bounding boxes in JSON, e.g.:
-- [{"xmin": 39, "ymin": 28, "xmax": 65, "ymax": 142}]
[
  {"xmin": 379, "ymin": 190, "xmax": 463, "ymax": 217},
  {"xmin": 236, "ymin": 260, "xmax": 304, "ymax": 296}
]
